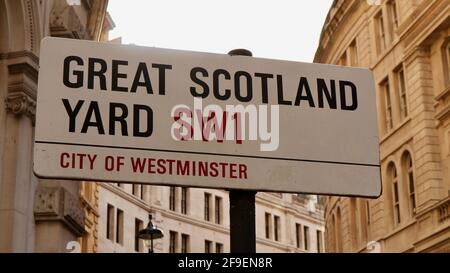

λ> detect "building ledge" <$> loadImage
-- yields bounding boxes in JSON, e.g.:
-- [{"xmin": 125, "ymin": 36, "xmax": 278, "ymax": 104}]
[{"xmin": 380, "ymin": 117, "xmax": 412, "ymax": 145}]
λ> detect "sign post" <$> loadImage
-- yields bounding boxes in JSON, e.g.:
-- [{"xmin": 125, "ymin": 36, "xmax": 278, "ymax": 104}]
[
  {"xmin": 33, "ymin": 38, "xmax": 382, "ymax": 253},
  {"xmin": 227, "ymin": 49, "xmax": 256, "ymax": 253}
]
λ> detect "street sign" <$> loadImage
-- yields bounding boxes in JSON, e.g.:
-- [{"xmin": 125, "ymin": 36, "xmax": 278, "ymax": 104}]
[{"xmin": 34, "ymin": 37, "xmax": 381, "ymax": 197}]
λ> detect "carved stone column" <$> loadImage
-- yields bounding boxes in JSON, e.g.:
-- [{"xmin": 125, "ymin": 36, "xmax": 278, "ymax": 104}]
[{"xmin": 0, "ymin": 51, "xmax": 39, "ymax": 253}]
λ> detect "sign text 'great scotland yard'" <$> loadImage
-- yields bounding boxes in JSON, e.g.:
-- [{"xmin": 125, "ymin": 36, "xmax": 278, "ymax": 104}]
[{"xmin": 34, "ymin": 38, "xmax": 381, "ymax": 197}]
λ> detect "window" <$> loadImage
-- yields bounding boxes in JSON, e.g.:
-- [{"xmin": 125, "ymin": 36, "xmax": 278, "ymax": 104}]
[
  {"xmin": 169, "ymin": 231, "xmax": 178, "ymax": 253},
  {"xmin": 303, "ymin": 226, "xmax": 310, "ymax": 251},
  {"xmin": 317, "ymin": 230, "xmax": 323, "ymax": 253},
  {"xmin": 446, "ymin": 42, "xmax": 450, "ymax": 79},
  {"xmin": 381, "ymin": 79, "xmax": 393, "ymax": 131},
  {"xmin": 181, "ymin": 234, "xmax": 189, "ymax": 253},
  {"xmin": 296, "ymin": 224, "xmax": 302, "ymax": 248},
  {"xmin": 204, "ymin": 193, "xmax": 211, "ymax": 221},
  {"xmin": 331, "ymin": 215, "xmax": 336, "ymax": 252},
  {"xmin": 181, "ymin": 187, "xmax": 188, "ymax": 215},
  {"xmin": 403, "ymin": 153, "xmax": 416, "ymax": 215},
  {"xmin": 169, "ymin": 187, "xmax": 176, "ymax": 211},
  {"xmin": 336, "ymin": 208, "xmax": 342, "ymax": 252},
  {"xmin": 375, "ymin": 11, "xmax": 387, "ymax": 54},
  {"xmin": 446, "ymin": 42, "xmax": 450, "ymax": 85},
  {"xmin": 274, "ymin": 215, "xmax": 280, "ymax": 242},
  {"xmin": 134, "ymin": 218, "xmax": 143, "ymax": 252},
  {"xmin": 395, "ymin": 66, "xmax": 408, "ymax": 119},
  {"xmin": 215, "ymin": 196, "xmax": 222, "ymax": 225},
  {"xmin": 116, "ymin": 209, "xmax": 124, "ymax": 245},
  {"xmin": 265, "ymin": 213, "xmax": 272, "ymax": 239},
  {"xmin": 387, "ymin": 0, "xmax": 399, "ymax": 38},
  {"xmin": 360, "ymin": 200, "xmax": 369, "ymax": 242},
  {"xmin": 389, "ymin": 163, "xmax": 401, "ymax": 225},
  {"xmin": 205, "ymin": 240, "xmax": 212, "ymax": 253},
  {"xmin": 349, "ymin": 40, "xmax": 358, "ymax": 66},
  {"xmin": 106, "ymin": 204, "xmax": 114, "ymax": 241},
  {"xmin": 216, "ymin": 243, "xmax": 223, "ymax": 253},
  {"xmin": 338, "ymin": 51, "xmax": 348, "ymax": 66}
]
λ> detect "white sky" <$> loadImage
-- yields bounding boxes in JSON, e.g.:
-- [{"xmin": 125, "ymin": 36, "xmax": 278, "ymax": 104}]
[{"xmin": 107, "ymin": 0, "xmax": 333, "ymax": 63}]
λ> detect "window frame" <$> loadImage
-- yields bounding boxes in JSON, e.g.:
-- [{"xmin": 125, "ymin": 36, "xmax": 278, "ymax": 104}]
[
  {"xmin": 390, "ymin": 164, "xmax": 401, "ymax": 225},
  {"xmin": 169, "ymin": 231, "xmax": 178, "ymax": 253},
  {"xmin": 375, "ymin": 11, "xmax": 387, "ymax": 54},
  {"xmin": 204, "ymin": 193, "xmax": 211, "ymax": 222},
  {"xmin": 274, "ymin": 215, "xmax": 281, "ymax": 242},
  {"xmin": 181, "ymin": 233, "xmax": 189, "ymax": 253},
  {"xmin": 265, "ymin": 212, "xmax": 272, "ymax": 239},
  {"xmin": 169, "ymin": 187, "xmax": 176, "ymax": 212},
  {"xmin": 215, "ymin": 196, "xmax": 222, "ymax": 225},
  {"xmin": 395, "ymin": 65, "xmax": 408, "ymax": 120},
  {"xmin": 115, "ymin": 208, "xmax": 124, "ymax": 245},
  {"xmin": 134, "ymin": 218, "xmax": 143, "ymax": 252},
  {"xmin": 181, "ymin": 187, "xmax": 188, "ymax": 215},
  {"xmin": 295, "ymin": 223, "xmax": 302, "ymax": 249},
  {"xmin": 381, "ymin": 78, "xmax": 393, "ymax": 131},
  {"xmin": 205, "ymin": 240, "xmax": 212, "ymax": 253},
  {"xmin": 303, "ymin": 225, "xmax": 310, "ymax": 251},
  {"xmin": 106, "ymin": 204, "xmax": 114, "ymax": 241}
]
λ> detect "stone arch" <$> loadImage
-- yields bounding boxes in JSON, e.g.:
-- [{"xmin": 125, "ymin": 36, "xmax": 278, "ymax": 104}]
[
  {"xmin": 1, "ymin": 0, "xmax": 43, "ymax": 54},
  {"xmin": 0, "ymin": 0, "xmax": 9, "ymax": 53}
]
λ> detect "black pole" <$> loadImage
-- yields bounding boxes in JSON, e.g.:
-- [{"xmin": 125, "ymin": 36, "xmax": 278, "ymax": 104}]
[
  {"xmin": 228, "ymin": 49, "xmax": 256, "ymax": 253},
  {"xmin": 149, "ymin": 235, "xmax": 153, "ymax": 253},
  {"xmin": 229, "ymin": 190, "xmax": 256, "ymax": 253}
]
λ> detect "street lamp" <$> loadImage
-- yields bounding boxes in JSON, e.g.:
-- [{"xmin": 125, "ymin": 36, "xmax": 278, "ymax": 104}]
[{"xmin": 138, "ymin": 214, "xmax": 164, "ymax": 253}]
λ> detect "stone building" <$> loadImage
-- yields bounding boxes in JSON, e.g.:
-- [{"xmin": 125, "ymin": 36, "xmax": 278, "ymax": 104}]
[
  {"xmin": 97, "ymin": 184, "xmax": 325, "ymax": 253},
  {"xmin": 0, "ymin": 0, "xmax": 113, "ymax": 253},
  {"xmin": 315, "ymin": 0, "xmax": 450, "ymax": 252}
]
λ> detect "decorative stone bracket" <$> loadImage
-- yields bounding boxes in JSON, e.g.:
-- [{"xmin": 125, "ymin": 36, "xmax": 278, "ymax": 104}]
[
  {"xmin": 34, "ymin": 187, "xmax": 86, "ymax": 237},
  {"xmin": 5, "ymin": 91, "xmax": 36, "ymax": 125},
  {"xmin": 5, "ymin": 51, "xmax": 39, "ymax": 125}
]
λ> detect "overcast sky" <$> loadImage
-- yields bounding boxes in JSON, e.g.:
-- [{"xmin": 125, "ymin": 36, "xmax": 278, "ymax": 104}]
[{"xmin": 107, "ymin": 0, "xmax": 333, "ymax": 63}]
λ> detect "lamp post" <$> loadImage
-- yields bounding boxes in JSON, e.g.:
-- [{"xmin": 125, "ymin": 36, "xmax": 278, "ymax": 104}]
[{"xmin": 138, "ymin": 214, "xmax": 164, "ymax": 253}]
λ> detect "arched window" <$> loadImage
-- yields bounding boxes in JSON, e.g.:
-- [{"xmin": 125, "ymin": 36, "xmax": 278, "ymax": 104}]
[
  {"xmin": 359, "ymin": 199, "xmax": 369, "ymax": 244},
  {"xmin": 336, "ymin": 207, "xmax": 343, "ymax": 252},
  {"xmin": 442, "ymin": 37, "xmax": 450, "ymax": 87},
  {"xmin": 350, "ymin": 198, "xmax": 358, "ymax": 248},
  {"xmin": 331, "ymin": 214, "xmax": 336, "ymax": 253},
  {"xmin": 403, "ymin": 152, "xmax": 416, "ymax": 216},
  {"xmin": 388, "ymin": 162, "xmax": 401, "ymax": 225}
]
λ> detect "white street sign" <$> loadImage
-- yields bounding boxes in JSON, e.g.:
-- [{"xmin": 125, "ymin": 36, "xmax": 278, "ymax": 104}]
[{"xmin": 34, "ymin": 37, "xmax": 381, "ymax": 197}]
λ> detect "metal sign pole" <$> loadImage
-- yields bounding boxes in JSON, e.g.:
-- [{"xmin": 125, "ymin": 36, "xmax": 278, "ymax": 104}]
[
  {"xmin": 228, "ymin": 49, "xmax": 256, "ymax": 253},
  {"xmin": 229, "ymin": 190, "xmax": 256, "ymax": 253}
]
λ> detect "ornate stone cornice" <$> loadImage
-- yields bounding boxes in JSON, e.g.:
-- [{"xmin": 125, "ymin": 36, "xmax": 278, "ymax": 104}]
[
  {"xmin": 314, "ymin": 0, "xmax": 361, "ymax": 63},
  {"xmin": 34, "ymin": 187, "xmax": 86, "ymax": 237},
  {"xmin": 86, "ymin": 0, "xmax": 109, "ymax": 41},
  {"xmin": 50, "ymin": 1, "xmax": 88, "ymax": 39}
]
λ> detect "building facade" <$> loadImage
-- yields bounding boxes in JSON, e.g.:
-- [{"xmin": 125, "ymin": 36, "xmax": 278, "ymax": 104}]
[
  {"xmin": 97, "ymin": 184, "xmax": 325, "ymax": 253},
  {"xmin": 315, "ymin": 0, "xmax": 450, "ymax": 252},
  {"xmin": 0, "ymin": 0, "xmax": 112, "ymax": 253}
]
